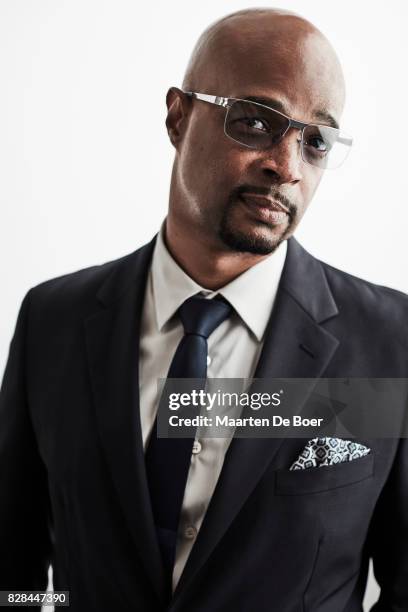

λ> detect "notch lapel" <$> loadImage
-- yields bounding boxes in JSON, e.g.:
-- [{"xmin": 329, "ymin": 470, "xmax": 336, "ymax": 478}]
[
  {"xmin": 84, "ymin": 237, "xmax": 167, "ymax": 602},
  {"xmin": 172, "ymin": 238, "xmax": 340, "ymax": 602}
]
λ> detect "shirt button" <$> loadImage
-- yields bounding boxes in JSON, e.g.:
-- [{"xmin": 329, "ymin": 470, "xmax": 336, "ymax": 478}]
[
  {"xmin": 206, "ymin": 355, "xmax": 212, "ymax": 366},
  {"xmin": 184, "ymin": 526, "xmax": 197, "ymax": 540},
  {"xmin": 192, "ymin": 440, "xmax": 202, "ymax": 454}
]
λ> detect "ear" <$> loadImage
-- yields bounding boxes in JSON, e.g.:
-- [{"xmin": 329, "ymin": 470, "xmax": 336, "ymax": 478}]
[{"xmin": 165, "ymin": 87, "xmax": 191, "ymax": 148}]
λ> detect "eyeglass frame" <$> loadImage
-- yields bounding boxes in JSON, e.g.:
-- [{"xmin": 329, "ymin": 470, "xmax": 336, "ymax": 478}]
[{"xmin": 183, "ymin": 91, "xmax": 353, "ymax": 167}]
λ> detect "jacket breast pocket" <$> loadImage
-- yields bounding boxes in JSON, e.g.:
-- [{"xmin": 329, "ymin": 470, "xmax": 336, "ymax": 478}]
[{"xmin": 274, "ymin": 453, "xmax": 374, "ymax": 495}]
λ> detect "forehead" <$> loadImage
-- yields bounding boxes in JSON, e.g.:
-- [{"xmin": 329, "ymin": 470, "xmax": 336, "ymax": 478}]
[{"xmin": 199, "ymin": 20, "xmax": 345, "ymax": 122}]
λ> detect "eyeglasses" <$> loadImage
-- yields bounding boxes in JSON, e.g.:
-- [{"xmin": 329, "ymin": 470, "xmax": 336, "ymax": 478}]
[{"xmin": 184, "ymin": 91, "xmax": 353, "ymax": 170}]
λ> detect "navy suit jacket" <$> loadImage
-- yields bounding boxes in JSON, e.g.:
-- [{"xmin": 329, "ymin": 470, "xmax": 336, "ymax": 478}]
[{"xmin": 1, "ymin": 236, "xmax": 408, "ymax": 611}]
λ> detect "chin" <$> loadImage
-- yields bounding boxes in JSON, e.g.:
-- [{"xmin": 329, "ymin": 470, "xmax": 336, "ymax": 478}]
[{"xmin": 218, "ymin": 222, "xmax": 287, "ymax": 255}]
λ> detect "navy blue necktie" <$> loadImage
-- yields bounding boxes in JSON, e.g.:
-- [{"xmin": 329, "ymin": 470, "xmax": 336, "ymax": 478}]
[{"xmin": 145, "ymin": 295, "xmax": 232, "ymax": 589}]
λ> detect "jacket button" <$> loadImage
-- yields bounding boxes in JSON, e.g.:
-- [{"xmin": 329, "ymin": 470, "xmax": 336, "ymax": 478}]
[
  {"xmin": 184, "ymin": 526, "xmax": 197, "ymax": 540},
  {"xmin": 192, "ymin": 440, "xmax": 202, "ymax": 454}
]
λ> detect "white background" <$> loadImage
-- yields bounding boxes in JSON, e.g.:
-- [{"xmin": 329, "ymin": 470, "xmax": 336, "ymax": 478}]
[{"xmin": 1, "ymin": 1, "xmax": 407, "ymax": 609}]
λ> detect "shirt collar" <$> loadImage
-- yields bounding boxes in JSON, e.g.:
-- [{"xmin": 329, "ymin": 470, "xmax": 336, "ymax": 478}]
[{"xmin": 151, "ymin": 223, "xmax": 287, "ymax": 342}]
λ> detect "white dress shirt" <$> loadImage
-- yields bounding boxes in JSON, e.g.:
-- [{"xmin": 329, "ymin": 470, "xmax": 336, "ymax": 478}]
[{"xmin": 138, "ymin": 223, "xmax": 287, "ymax": 590}]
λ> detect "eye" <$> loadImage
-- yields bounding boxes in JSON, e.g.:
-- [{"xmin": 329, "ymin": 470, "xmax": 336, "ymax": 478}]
[
  {"xmin": 239, "ymin": 117, "xmax": 270, "ymax": 132},
  {"xmin": 307, "ymin": 136, "xmax": 328, "ymax": 151}
]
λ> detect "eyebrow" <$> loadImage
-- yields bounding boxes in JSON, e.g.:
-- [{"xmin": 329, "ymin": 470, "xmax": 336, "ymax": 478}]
[{"xmin": 241, "ymin": 95, "xmax": 340, "ymax": 130}]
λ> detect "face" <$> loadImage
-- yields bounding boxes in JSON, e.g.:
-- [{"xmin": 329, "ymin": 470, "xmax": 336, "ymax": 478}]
[{"xmin": 167, "ymin": 17, "xmax": 345, "ymax": 255}]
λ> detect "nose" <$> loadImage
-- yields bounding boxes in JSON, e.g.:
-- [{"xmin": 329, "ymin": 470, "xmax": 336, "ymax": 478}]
[{"xmin": 258, "ymin": 128, "xmax": 303, "ymax": 185}]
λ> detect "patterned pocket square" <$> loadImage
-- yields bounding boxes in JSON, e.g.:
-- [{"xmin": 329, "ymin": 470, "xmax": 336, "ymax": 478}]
[{"xmin": 290, "ymin": 437, "xmax": 371, "ymax": 471}]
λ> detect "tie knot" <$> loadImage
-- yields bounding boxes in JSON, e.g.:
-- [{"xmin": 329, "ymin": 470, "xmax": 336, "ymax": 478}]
[{"xmin": 179, "ymin": 295, "xmax": 232, "ymax": 339}]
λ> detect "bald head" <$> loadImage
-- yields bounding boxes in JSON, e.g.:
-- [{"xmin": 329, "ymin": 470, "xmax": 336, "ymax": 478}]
[
  {"xmin": 165, "ymin": 8, "xmax": 349, "ymax": 269},
  {"xmin": 182, "ymin": 8, "xmax": 345, "ymax": 116}
]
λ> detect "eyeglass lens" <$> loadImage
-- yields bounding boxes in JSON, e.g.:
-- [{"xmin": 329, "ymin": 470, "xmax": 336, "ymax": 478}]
[{"xmin": 225, "ymin": 100, "xmax": 351, "ymax": 169}]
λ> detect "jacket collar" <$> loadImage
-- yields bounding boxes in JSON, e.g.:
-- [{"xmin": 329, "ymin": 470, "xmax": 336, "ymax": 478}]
[{"xmin": 96, "ymin": 235, "xmax": 338, "ymax": 324}]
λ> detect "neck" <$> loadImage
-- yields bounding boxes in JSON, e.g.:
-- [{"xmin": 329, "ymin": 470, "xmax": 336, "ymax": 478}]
[{"xmin": 164, "ymin": 215, "xmax": 271, "ymax": 291}]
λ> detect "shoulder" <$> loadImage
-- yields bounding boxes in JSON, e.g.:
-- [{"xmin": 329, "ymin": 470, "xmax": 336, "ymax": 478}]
[
  {"xmin": 309, "ymin": 255, "xmax": 408, "ymax": 375},
  {"xmin": 26, "ymin": 237, "xmax": 156, "ymax": 320},
  {"xmin": 285, "ymin": 238, "xmax": 408, "ymax": 328},
  {"xmin": 321, "ymin": 260, "xmax": 408, "ymax": 319},
  {"xmin": 319, "ymin": 258, "xmax": 408, "ymax": 357},
  {"xmin": 29, "ymin": 253, "xmax": 126, "ymax": 309}
]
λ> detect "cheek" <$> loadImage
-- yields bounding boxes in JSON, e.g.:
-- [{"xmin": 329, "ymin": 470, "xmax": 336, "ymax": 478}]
[
  {"xmin": 301, "ymin": 167, "xmax": 324, "ymax": 205},
  {"xmin": 179, "ymin": 119, "xmax": 243, "ymax": 198}
]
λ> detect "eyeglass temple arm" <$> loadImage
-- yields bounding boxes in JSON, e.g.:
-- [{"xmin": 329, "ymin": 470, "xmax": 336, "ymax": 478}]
[
  {"xmin": 338, "ymin": 135, "xmax": 353, "ymax": 145},
  {"xmin": 184, "ymin": 91, "xmax": 230, "ymax": 108}
]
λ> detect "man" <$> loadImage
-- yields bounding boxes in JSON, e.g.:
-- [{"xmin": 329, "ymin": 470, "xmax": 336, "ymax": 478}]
[{"xmin": 1, "ymin": 7, "xmax": 407, "ymax": 612}]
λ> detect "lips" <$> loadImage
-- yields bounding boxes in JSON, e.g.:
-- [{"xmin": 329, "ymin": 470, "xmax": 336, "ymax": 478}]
[
  {"xmin": 238, "ymin": 192, "xmax": 290, "ymax": 226},
  {"xmin": 239, "ymin": 193, "xmax": 290, "ymax": 215}
]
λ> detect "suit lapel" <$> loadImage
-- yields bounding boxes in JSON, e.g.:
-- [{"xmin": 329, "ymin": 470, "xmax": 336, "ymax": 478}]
[
  {"xmin": 84, "ymin": 237, "xmax": 167, "ymax": 602},
  {"xmin": 173, "ymin": 238, "xmax": 340, "ymax": 600}
]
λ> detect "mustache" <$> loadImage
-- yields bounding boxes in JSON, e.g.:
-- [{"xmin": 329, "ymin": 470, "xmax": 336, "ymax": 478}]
[{"xmin": 232, "ymin": 184, "xmax": 297, "ymax": 218}]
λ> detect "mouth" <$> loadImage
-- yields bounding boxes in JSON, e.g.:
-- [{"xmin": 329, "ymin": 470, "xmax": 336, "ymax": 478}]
[{"xmin": 238, "ymin": 192, "xmax": 290, "ymax": 225}]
